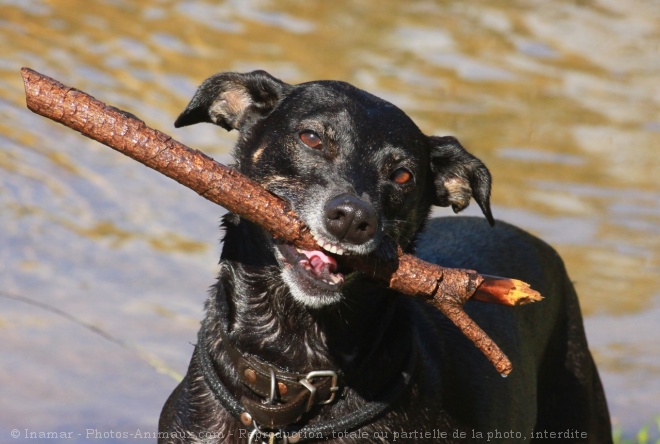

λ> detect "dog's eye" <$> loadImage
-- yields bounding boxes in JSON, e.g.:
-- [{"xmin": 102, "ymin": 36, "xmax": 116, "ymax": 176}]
[
  {"xmin": 390, "ymin": 168, "xmax": 413, "ymax": 185},
  {"xmin": 299, "ymin": 130, "xmax": 322, "ymax": 149}
]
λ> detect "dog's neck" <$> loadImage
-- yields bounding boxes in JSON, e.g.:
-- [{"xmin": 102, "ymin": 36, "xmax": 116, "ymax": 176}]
[{"xmin": 210, "ymin": 216, "xmax": 406, "ymax": 378}]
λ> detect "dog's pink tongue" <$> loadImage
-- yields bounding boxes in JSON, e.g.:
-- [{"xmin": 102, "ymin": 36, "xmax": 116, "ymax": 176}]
[{"xmin": 303, "ymin": 250, "xmax": 337, "ymax": 274}]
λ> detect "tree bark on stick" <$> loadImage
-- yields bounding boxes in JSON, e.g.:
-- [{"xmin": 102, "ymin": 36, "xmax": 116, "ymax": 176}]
[{"xmin": 21, "ymin": 67, "xmax": 542, "ymax": 375}]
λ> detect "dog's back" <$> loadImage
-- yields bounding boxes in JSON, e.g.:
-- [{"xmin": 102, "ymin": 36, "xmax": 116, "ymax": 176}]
[{"xmin": 416, "ymin": 217, "xmax": 610, "ymax": 442}]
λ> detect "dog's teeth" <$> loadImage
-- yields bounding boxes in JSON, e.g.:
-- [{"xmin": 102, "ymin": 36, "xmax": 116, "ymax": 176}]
[
  {"xmin": 329, "ymin": 245, "xmax": 338, "ymax": 254},
  {"xmin": 317, "ymin": 239, "xmax": 326, "ymax": 248},
  {"xmin": 296, "ymin": 248, "xmax": 304, "ymax": 254},
  {"xmin": 335, "ymin": 248, "xmax": 344, "ymax": 255}
]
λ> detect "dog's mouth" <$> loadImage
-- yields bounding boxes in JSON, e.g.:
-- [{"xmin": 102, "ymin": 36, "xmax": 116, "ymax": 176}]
[{"xmin": 276, "ymin": 242, "xmax": 346, "ymax": 290}]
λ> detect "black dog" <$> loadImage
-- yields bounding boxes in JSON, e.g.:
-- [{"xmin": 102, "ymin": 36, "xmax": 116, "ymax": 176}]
[{"xmin": 158, "ymin": 71, "xmax": 611, "ymax": 443}]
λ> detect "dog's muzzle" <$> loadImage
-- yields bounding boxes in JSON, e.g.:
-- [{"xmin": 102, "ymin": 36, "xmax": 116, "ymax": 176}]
[{"xmin": 275, "ymin": 192, "xmax": 382, "ymax": 306}]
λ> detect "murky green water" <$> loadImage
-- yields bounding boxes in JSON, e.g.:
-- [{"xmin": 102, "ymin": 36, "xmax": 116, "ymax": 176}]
[{"xmin": 1, "ymin": 0, "xmax": 658, "ymax": 441}]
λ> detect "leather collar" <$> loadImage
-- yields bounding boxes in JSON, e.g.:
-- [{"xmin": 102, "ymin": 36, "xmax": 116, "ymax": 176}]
[
  {"xmin": 218, "ymin": 323, "xmax": 340, "ymax": 429},
  {"xmin": 196, "ymin": 320, "xmax": 417, "ymax": 442}
]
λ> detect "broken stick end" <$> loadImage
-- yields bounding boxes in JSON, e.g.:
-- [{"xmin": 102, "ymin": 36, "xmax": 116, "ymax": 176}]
[
  {"xmin": 474, "ymin": 275, "xmax": 543, "ymax": 306},
  {"xmin": 506, "ymin": 279, "xmax": 543, "ymax": 305}
]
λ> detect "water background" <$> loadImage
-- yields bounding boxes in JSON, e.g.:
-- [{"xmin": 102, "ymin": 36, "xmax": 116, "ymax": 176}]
[{"xmin": 1, "ymin": 0, "xmax": 659, "ymax": 441}]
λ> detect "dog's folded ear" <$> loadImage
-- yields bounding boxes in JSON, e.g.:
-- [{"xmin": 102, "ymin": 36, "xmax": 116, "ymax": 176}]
[
  {"xmin": 428, "ymin": 136, "xmax": 494, "ymax": 226},
  {"xmin": 174, "ymin": 70, "xmax": 292, "ymax": 132}
]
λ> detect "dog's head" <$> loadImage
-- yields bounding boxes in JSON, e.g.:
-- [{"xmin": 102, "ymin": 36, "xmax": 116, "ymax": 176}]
[{"xmin": 176, "ymin": 71, "xmax": 493, "ymax": 308}]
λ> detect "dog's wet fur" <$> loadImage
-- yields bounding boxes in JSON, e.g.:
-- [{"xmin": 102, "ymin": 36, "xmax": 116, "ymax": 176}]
[{"xmin": 158, "ymin": 71, "xmax": 611, "ymax": 443}]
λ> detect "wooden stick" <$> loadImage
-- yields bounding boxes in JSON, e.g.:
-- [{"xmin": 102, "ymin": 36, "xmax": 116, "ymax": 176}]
[{"xmin": 21, "ymin": 67, "xmax": 542, "ymax": 375}]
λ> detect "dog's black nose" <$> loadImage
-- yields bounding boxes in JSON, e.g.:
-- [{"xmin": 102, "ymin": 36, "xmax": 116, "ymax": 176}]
[{"xmin": 324, "ymin": 194, "xmax": 378, "ymax": 245}]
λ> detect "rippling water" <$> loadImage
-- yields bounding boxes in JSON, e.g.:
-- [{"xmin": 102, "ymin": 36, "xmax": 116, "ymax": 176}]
[{"xmin": 1, "ymin": 0, "xmax": 658, "ymax": 441}]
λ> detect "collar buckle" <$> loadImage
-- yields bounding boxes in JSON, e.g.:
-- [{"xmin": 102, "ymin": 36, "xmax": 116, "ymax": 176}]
[{"xmin": 299, "ymin": 370, "xmax": 339, "ymax": 411}]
